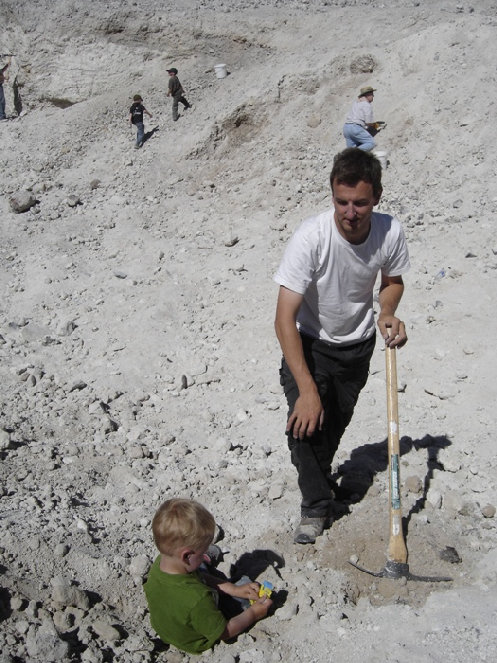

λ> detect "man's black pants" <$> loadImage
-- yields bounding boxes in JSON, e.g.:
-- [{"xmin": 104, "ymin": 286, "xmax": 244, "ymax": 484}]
[{"xmin": 280, "ymin": 332, "xmax": 375, "ymax": 518}]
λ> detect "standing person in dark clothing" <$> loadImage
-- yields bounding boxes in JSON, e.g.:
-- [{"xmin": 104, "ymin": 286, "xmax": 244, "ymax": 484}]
[
  {"xmin": 129, "ymin": 94, "xmax": 152, "ymax": 149},
  {"xmin": 166, "ymin": 67, "xmax": 191, "ymax": 122},
  {"xmin": 274, "ymin": 148, "xmax": 410, "ymax": 544},
  {"xmin": 0, "ymin": 56, "xmax": 12, "ymax": 121}
]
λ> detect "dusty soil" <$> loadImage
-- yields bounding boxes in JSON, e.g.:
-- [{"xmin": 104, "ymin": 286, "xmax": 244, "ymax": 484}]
[{"xmin": 1, "ymin": 1, "xmax": 497, "ymax": 661}]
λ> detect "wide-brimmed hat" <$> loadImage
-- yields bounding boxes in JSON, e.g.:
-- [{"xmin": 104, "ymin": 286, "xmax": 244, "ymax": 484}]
[
  {"xmin": 167, "ymin": 67, "xmax": 178, "ymax": 75},
  {"xmin": 359, "ymin": 86, "xmax": 376, "ymax": 96}
]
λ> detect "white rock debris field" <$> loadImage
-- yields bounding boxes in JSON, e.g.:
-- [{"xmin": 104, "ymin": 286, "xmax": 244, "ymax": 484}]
[{"xmin": 1, "ymin": 1, "xmax": 497, "ymax": 661}]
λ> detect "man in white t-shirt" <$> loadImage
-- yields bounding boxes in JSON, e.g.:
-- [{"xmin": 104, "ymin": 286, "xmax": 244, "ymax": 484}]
[{"xmin": 274, "ymin": 148, "xmax": 410, "ymax": 543}]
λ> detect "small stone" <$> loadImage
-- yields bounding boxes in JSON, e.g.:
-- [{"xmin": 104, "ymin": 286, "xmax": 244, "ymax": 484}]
[
  {"xmin": 307, "ymin": 115, "xmax": 321, "ymax": 128},
  {"xmin": 481, "ymin": 504, "xmax": 496, "ymax": 518},
  {"xmin": 16, "ymin": 619, "xmax": 30, "ymax": 634},
  {"xmin": 0, "ymin": 428, "xmax": 11, "ymax": 450},
  {"xmin": 276, "ymin": 601, "xmax": 298, "ymax": 621},
  {"xmin": 128, "ymin": 445, "xmax": 144, "ymax": 459},
  {"xmin": 57, "ymin": 320, "xmax": 76, "ymax": 336},
  {"xmin": 129, "ymin": 554, "xmax": 150, "ymax": 578},
  {"xmin": 268, "ymin": 484, "xmax": 283, "ymax": 500},
  {"xmin": 235, "ymin": 409, "xmax": 249, "ymax": 423},
  {"xmin": 349, "ymin": 54, "xmax": 375, "ymax": 73},
  {"xmin": 458, "ymin": 501, "xmax": 478, "ymax": 517},
  {"xmin": 405, "ymin": 475, "xmax": 423, "ymax": 494},
  {"xmin": 26, "ymin": 620, "xmax": 70, "ymax": 659},
  {"xmin": 76, "ymin": 519, "xmax": 89, "ymax": 532},
  {"xmin": 53, "ymin": 610, "xmax": 73, "ymax": 632},
  {"xmin": 10, "ymin": 596, "xmax": 24, "ymax": 611},
  {"xmin": 89, "ymin": 400, "xmax": 106, "ymax": 414},
  {"xmin": 218, "ymin": 654, "xmax": 237, "ymax": 663},
  {"xmin": 67, "ymin": 607, "xmax": 85, "ymax": 626},
  {"xmin": 51, "ymin": 579, "xmax": 90, "ymax": 610},
  {"xmin": 54, "ymin": 543, "xmax": 70, "ymax": 557},
  {"xmin": 70, "ymin": 380, "xmax": 87, "ymax": 392},
  {"xmin": 439, "ymin": 546, "xmax": 461, "ymax": 564},
  {"xmin": 239, "ymin": 649, "xmax": 265, "ymax": 663},
  {"xmin": 426, "ymin": 487, "xmax": 442, "ymax": 509},
  {"xmin": 9, "ymin": 191, "xmax": 37, "ymax": 213},
  {"xmin": 102, "ymin": 417, "xmax": 119, "ymax": 433},
  {"xmin": 67, "ymin": 195, "xmax": 81, "ymax": 207},
  {"xmin": 443, "ymin": 491, "xmax": 464, "ymax": 514},
  {"xmin": 442, "ymin": 458, "xmax": 461, "ymax": 473},
  {"xmin": 92, "ymin": 619, "xmax": 121, "ymax": 643}
]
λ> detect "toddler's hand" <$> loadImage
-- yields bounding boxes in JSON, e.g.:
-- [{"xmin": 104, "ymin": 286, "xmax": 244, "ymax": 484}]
[
  {"xmin": 233, "ymin": 581, "xmax": 260, "ymax": 601},
  {"xmin": 250, "ymin": 596, "xmax": 273, "ymax": 620}
]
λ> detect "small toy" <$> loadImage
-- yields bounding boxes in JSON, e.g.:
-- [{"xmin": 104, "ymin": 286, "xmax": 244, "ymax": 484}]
[{"xmin": 250, "ymin": 580, "xmax": 273, "ymax": 604}]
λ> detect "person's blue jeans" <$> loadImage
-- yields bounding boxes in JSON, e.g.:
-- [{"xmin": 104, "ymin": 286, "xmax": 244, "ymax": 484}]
[
  {"xmin": 0, "ymin": 84, "xmax": 6, "ymax": 120},
  {"xmin": 343, "ymin": 123, "xmax": 375, "ymax": 151},
  {"xmin": 135, "ymin": 121, "xmax": 144, "ymax": 146}
]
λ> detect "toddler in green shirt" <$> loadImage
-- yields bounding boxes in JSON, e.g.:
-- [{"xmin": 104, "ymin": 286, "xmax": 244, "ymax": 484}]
[{"xmin": 144, "ymin": 498, "xmax": 273, "ymax": 655}]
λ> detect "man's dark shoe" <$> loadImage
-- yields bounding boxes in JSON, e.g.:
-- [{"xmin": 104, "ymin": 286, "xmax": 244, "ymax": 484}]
[{"xmin": 294, "ymin": 516, "xmax": 326, "ymax": 544}]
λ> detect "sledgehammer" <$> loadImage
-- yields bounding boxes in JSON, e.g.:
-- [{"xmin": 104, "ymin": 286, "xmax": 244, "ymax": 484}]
[{"xmin": 349, "ymin": 345, "xmax": 452, "ymax": 582}]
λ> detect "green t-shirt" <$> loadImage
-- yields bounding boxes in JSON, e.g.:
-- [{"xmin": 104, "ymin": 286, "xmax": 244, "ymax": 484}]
[{"xmin": 144, "ymin": 556, "xmax": 227, "ymax": 654}]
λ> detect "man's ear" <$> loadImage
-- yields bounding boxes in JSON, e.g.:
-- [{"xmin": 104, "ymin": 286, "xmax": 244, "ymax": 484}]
[{"xmin": 374, "ymin": 187, "xmax": 383, "ymax": 206}]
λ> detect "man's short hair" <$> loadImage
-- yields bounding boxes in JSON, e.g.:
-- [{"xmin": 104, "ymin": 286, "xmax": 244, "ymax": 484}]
[
  {"xmin": 152, "ymin": 498, "xmax": 215, "ymax": 555},
  {"xmin": 330, "ymin": 148, "xmax": 382, "ymax": 199}
]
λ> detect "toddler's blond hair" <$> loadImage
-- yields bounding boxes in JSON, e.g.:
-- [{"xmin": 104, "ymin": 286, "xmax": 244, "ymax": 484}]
[{"xmin": 152, "ymin": 498, "xmax": 215, "ymax": 555}]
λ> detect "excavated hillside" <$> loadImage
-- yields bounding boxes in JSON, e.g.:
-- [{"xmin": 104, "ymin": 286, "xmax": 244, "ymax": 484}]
[{"xmin": 1, "ymin": 1, "xmax": 497, "ymax": 661}]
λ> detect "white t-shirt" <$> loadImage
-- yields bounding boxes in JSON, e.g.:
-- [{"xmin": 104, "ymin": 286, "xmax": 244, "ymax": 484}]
[
  {"xmin": 345, "ymin": 99, "xmax": 373, "ymax": 128},
  {"xmin": 274, "ymin": 208, "xmax": 410, "ymax": 345}
]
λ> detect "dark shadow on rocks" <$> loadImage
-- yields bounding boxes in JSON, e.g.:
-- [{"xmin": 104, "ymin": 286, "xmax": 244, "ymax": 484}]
[
  {"xmin": 58, "ymin": 628, "xmax": 87, "ymax": 660},
  {"xmin": 403, "ymin": 434, "xmax": 452, "ymax": 538},
  {"xmin": 268, "ymin": 588, "xmax": 288, "ymax": 614},
  {"xmin": 0, "ymin": 432, "xmax": 29, "ymax": 457},
  {"xmin": 229, "ymin": 549, "xmax": 285, "ymax": 582},
  {"xmin": 0, "ymin": 586, "xmax": 13, "ymax": 621},
  {"xmin": 142, "ymin": 126, "xmax": 159, "ymax": 144},
  {"xmin": 13, "ymin": 75, "xmax": 22, "ymax": 116},
  {"xmin": 85, "ymin": 589, "xmax": 104, "ymax": 608},
  {"xmin": 150, "ymin": 636, "xmax": 169, "ymax": 659},
  {"xmin": 331, "ymin": 434, "xmax": 452, "ymax": 525},
  {"xmin": 99, "ymin": 646, "xmax": 115, "ymax": 662}
]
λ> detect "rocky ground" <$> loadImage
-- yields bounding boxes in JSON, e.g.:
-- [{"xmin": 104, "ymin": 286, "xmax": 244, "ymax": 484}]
[{"xmin": 1, "ymin": 0, "xmax": 497, "ymax": 661}]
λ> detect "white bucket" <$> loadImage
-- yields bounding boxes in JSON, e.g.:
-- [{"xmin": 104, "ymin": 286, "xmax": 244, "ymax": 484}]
[
  {"xmin": 214, "ymin": 63, "xmax": 227, "ymax": 79},
  {"xmin": 373, "ymin": 150, "xmax": 388, "ymax": 169}
]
